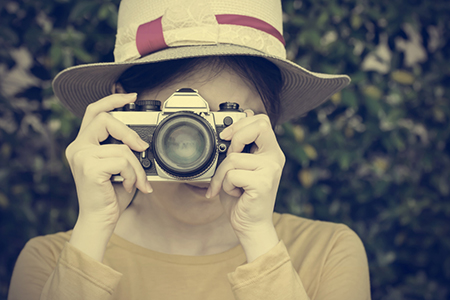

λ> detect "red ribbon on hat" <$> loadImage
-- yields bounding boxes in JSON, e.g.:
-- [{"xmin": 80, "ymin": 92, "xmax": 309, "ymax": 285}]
[{"xmin": 136, "ymin": 14, "xmax": 285, "ymax": 57}]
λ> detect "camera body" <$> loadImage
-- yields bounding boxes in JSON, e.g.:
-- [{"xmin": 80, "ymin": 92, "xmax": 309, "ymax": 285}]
[{"xmin": 104, "ymin": 88, "xmax": 248, "ymax": 182}]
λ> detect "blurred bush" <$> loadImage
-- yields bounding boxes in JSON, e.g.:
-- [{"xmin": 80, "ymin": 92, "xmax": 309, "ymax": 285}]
[{"xmin": 0, "ymin": 0, "xmax": 449, "ymax": 299}]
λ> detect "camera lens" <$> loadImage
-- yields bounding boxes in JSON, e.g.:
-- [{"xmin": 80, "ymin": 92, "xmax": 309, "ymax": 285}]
[
  {"xmin": 153, "ymin": 112, "xmax": 216, "ymax": 178},
  {"xmin": 165, "ymin": 125, "xmax": 204, "ymax": 164}
]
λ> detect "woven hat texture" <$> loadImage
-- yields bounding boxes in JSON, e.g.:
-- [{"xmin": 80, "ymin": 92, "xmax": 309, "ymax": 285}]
[{"xmin": 53, "ymin": 0, "xmax": 350, "ymax": 124}]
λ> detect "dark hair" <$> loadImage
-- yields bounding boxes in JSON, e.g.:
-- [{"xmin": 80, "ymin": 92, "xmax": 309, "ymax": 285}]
[{"xmin": 117, "ymin": 56, "xmax": 283, "ymax": 126}]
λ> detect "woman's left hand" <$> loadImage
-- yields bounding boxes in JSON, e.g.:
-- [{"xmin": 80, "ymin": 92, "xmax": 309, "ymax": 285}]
[{"xmin": 206, "ymin": 111, "xmax": 285, "ymax": 261}]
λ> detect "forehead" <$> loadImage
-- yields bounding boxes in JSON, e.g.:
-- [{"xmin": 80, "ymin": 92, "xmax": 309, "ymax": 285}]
[{"xmin": 138, "ymin": 65, "xmax": 266, "ymax": 114}]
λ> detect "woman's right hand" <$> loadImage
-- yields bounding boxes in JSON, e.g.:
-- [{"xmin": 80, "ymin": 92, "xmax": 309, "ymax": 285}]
[{"xmin": 65, "ymin": 93, "xmax": 152, "ymax": 261}]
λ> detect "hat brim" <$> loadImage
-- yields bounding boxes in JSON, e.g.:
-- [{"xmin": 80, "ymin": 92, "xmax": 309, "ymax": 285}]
[{"xmin": 52, "ymin": 44, "xmax": 350, "ymax": 124}]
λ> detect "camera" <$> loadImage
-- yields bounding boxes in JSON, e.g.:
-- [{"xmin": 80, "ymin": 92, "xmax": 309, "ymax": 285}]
[{"xmin": 104, "ymin": 88, "xmax": 250, "ymax": 182}]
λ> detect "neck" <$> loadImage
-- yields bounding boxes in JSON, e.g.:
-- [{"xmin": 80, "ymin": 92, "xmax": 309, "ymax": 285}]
[{"xmin": 114, "ymin": 190, "xmax": 240, "ymax": 256}]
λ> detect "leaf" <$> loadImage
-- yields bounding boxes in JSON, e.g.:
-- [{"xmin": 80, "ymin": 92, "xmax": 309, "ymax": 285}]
[
  {"xmin": 342, "ymin": 90, "xmax": 358, "ymax": 109},
  {"xmin": 69, "ymin": 2, "xmax": 99, "ymax": 21},
  {"xmin": 290, "ymin": 15, "xmax": 306, "ymax": 27},
  {"xmin": 363, "ymin": 85, "xmax": 383, "ymax": 100},
  {"xmin": 391, "ymin": 70, "xmax": 415, "ymax": 85},
  {"xmin": 72, "ymin": 47, "xmax": 94, "ymax": 63},
  {"xmin": 317, "ymin": 11, "xmax": 329, "ymax": 28},
  {"xmin": 294, "ymin": 146, "xmax": 309, "ymax": 165},
  {"xmin": 98, "ymin": 3, "xmax": 112, "ymax": 20},
  {"xmin": 349, "ymin": 71, "xmax": 367, "ymax": 84},
  {"xmin": 364, "ymin": 97, "xmax": 383, "ymax": 116},
  {"xmin": 303, "ymin": 144, "xmax": 318, "ymax": 160},
  {"xmin": 351, "ymin": 14, "xmax": 363, "ymax": 30},
  {"xmin": 298, "ymin": 169, "xmax": 314, "ymax": 188},
  {"xmin": 49, "ymin": 44, "xmax": 63, "ymax": 66},
  {"xmin": 338, "ymin": 151, "xmax": 352, "ymax": 170},
  {"xmin": 292, "ymin": 125, "xmax": 305, "ymax": 142},
  {"xmin": 331, "ymin": 91, "xmax": 341, "ymax": 104},
  {"xmin": 98, "ymin": 3, "xmax": 118, "ymax": 28}
]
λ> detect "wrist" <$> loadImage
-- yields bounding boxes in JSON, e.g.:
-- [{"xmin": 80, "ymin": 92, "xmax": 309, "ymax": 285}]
[
  {"xmin": 69, "ymin": 216, "xmax": 116, "ymax": 262},
  {"xmin": 77, "ymin": 210, "xmax": 119, "ymax": 228},
  {"xmin": 236, "ymin": 223, "xmax": 279, "ymax": 263}
]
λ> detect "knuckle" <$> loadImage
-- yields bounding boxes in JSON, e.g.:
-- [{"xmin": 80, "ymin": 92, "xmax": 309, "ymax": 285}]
[
  {"xmin": 79, "ymin": 161, "xmax": 98, "ymax": 181},
  {"xmin": 256, "ymin": 118, "xmax": 270, "ymax": 130},
  {"xmin": 96, "ymin": 111, "xmax": 110, "ymax": 123},
  {"xmin": 271, "ymin": 158, "xmax": 284, "ymax": 174},
  {"xmin": 116, "ymin": 157, "xmax": 129, "ymax": 169},
  {"xmin": 231, "ymin": 133, "xmax": 245, "ymax": 146},
  {"xmin": 256, "ymin": 113, "xmax": 271, "ymax": 123},
  {"xmin": 224, "ymin": 169, "xmax": 236, "ymax": 181},
  {"xmin": 83, "ymin": 170, "xmax": 99, "ymax": 184},
  {"xmin": 117, "ymin": 143, "xmax": 131, "ymax": 154},
  {"xmin": 90, "ymin": 175, "xmax": 106, "ymax": 187},
  {"xmin": 65, "ymin": 143, "xmax": 75, "ymax": 161},
  {"xmin": 85, "ymin": 101, "xmax": 99, "ymax": 115},
  {"xmin": 260, "ymin": 113, "xmax": 271, "ymax": 122},
  {"xmin": 260, "ymin": 179, "xmax": 272, "ymax": 191},
  {"xmin": 260, "ymin": 159, "xmax": 283, "ymax": 181},
  {"xmin": 258, "ymin": 173, "xmax": 275, "ymax": 190},
  {"xmin": 71, "ymin": 149, "xmax": 85, "ymax": 163},
  {"xmin": 123, "ymin": 169, "xmax": 137, "ymax": 182},
  {"xmin": 278, "ymin": 151, "xmax": 286, "ymax": 167},
  {"xmin": 274, "ymin": 162, "xmax": 284, "ymax": 176},
  {"xmin": 226, "ymin": 152, "xmax": 240, "ymax": 164}
]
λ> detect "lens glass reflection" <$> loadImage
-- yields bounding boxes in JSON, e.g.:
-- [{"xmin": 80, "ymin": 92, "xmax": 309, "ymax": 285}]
[{"xmin": 163, "ymin": 123, "xmax": 205, "ymax": 167}]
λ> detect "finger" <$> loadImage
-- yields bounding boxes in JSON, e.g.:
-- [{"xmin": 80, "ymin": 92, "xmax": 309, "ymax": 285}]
[
  {"xmin": 222, "ymin": 169, "xmax": 257, "ymax": 199},
  {"xmin": 81, "ymin": 112, "xmax": 149, "ymax": 152},
  {"xmin": 222, "ymin": 170, "xmax": 245, "ymax": 198},
  {"xmin": 244, "ymin": 109, "xmax": 255, "ymax": 118},
  {"xmin": 95, "ymin": 157, "xmax": 137, "ymax": 193},
  {"xmin": 80, "ymin": 93, "xmax": 137, "ymax": 132},
  {"xmin": 226, "ymin": 115, "xmax": 275, "ymax": 155},
  {"xmin": 219, "ymin": 109, "xmax": 256, "ymax": 140},
  {"xmin": 207, "ymin": 153, "xmax": 258, "ymax": 198},
  {"xmin": 92, "ymin": 144, "xmax": 151, "ymax": 194}
]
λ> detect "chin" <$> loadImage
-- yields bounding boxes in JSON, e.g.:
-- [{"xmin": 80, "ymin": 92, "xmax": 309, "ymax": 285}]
[
  {"xmin": 138, "ymin": 182, "xmax": 226, "ymax": 226},
  {"xmin": 184, "ymin": 182, "xmax": 210, "ymax": 197}
]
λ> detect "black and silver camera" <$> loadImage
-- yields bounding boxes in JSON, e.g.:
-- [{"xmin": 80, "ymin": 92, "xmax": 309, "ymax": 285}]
[{"xmin": 104, "ymin": 88, "xmax": 249, "ymax": 182}]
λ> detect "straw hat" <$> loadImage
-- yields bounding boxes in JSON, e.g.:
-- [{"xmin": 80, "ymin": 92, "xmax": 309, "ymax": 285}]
[{"xmin": 52, "ymin": 0, "xmax": 350, "ymax": 124}]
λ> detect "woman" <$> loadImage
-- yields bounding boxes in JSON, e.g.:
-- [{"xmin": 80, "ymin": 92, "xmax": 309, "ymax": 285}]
[{"xmin": 8, "ymin": 0, "xmax": 371, "ymax": 299}]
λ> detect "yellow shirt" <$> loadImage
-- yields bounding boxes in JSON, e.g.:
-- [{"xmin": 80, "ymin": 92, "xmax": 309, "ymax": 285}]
[{"xmin": 8, "ymin": 213, "xmax": 371, "ymax": 300}]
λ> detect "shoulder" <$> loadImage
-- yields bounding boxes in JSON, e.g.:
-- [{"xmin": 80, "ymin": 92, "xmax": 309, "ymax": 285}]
[
  {"xmin": 272, "ymin": 213, "xmax": 370, "ymax": 294},
  {"xmin": 10, "ymin": 230, "xmax": 74, "ymax": 294},
  {"xmin": 273, "ymin": 212, "xmax": 358, "ymax": 242},
  {"xmin": 21, "ymin": 230, "xmax": 73, "ymax": 264},
  {"xmin": 273, "ymin": 212, "xmax": 367, "ymax": 263},
  {"xmin": 272, "ymin": 215, "xmax": 371, "ymax": 297},
  {"xmin": 25, "ymin": 230, "xmax": 72, "ymax": 249}
]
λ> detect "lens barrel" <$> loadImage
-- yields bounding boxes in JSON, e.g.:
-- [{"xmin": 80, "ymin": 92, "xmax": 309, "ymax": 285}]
[{"xmin": 152, "ymin": 112, "xmax": 216, "ymax": 179}]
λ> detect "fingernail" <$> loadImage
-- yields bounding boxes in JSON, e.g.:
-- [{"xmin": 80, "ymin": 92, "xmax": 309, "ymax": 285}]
[
  {"xmin": 205, "ymin": 187, "xmax": 211, "ymax": 199},
  {"xmin": 124, "ymin": 93, "xmax": 137, "ymax": 99},
  {"xmin": 244, "ymin": 109, "xmax": 254, "ymax": 117},
  {"xmin": 138, "ymin": 138, "xmax": 149, "ymax": 149},
  {"xmin": 146, "ymin": 181, "xmax": 153, "ymax": 193},
  {"xmin": 125, "ymin": 185, "xmax": 132, "ymax": 194},
  {"xmin": 220, "ymin": 127, "xmax": 232, "ymax": 140}
]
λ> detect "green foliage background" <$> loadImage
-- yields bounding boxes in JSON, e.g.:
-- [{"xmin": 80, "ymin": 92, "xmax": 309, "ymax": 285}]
[{"xmin": 0, "ymin": 0, "xmax": 449, "ymax": 299}]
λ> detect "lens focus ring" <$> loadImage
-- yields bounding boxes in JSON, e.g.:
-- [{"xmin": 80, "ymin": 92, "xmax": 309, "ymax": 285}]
[{"xmin": 152, "ymin": 112, "xmax": 217, "ymax": 179}]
